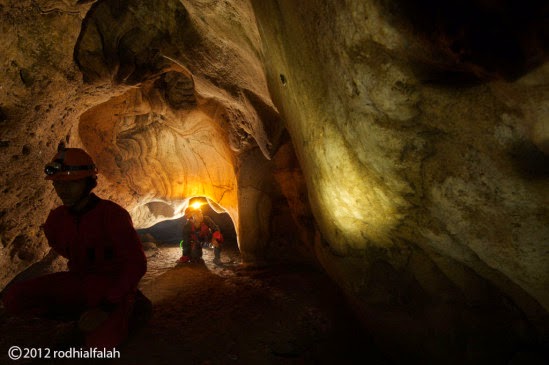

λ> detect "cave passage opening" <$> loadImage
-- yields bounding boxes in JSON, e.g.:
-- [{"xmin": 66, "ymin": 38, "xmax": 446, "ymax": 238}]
[
  {"xmin": 136, "ymin": 195, "xmax": 240, "ymax": 287},
  {"xmin": 139, "ymin": 197, "xmax": 237, "ymax": 246},
  {"xmin": 138, "ymin": 195, "xmax": 239, "ymax": 259}
]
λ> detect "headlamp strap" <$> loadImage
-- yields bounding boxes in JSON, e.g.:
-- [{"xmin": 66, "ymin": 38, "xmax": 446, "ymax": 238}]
[{"xmin": 61, "ymin": 164, "xmax": 96, "ymax": 171}]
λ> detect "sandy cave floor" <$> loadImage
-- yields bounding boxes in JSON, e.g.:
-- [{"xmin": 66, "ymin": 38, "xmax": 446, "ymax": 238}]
[{"xmin": 0, "ymin": 241, "xmax": 389, "ymax": 365}]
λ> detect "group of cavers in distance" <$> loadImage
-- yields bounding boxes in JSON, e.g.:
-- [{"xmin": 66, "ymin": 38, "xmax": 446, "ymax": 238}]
[{"xmin": 1, "ymin": 146, "xmax": 225, "ymax": 349}]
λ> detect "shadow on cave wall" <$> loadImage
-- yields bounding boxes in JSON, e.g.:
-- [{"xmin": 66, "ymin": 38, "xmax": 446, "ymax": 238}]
[
  {"xmin": 375, "ymin": 0, "xmax": 549, "ymax": 84},
  {"xmin": 74, "ymin": 0, "xmax": 199, "ymax": 85}
]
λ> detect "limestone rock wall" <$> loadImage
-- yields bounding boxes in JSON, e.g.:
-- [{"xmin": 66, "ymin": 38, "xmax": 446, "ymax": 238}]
[
  {"xmin": 0, "ymin": 0, "xmax": 548, "ymax": 361},
  {"xmin": 252, "ymin": 0, "xmax": 548, "ymax": 361},
  {"xmin": 74, "ymin": 0, "xmax": 284, "ymax": 231},
  {"xmin": 0, "ymin": 0, "xmax": 95, "ymax": 288},
  {"xmin": 0, "ymin": 0, "xmax": 289, "ymax": 288}
]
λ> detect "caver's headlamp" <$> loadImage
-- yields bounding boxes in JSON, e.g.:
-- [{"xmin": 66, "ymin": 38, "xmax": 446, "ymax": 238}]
[
  {"xmin": 44, "ymin": 147, "xmax": 98, "ymax": 181},
  {"xmin": 44, "ymin": 161, "xmax": 96, "ymax": 176}
]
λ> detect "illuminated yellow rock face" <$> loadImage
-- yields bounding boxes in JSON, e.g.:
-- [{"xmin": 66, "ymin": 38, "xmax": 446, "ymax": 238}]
[
  {"xmin": 0, "ymin": 0, "xmax": 548, "ymax": 356},
  {"xmin": 0, "ymin": 0, "xmax": 284, "ymax": 286},
  {"xmin": 306, "ymin": 120, "xmax": 408, "ymax": 251},
  {"xmin": 72, "ymin": 0, "xmax": 283, "ymax": 234},
  {"xmin": 79, "ymin": 80, "xmax": 238, "ymax": 229},
  {"xmin": 251, "ymin": 0, "xmax": 549, "ymax": 322}
]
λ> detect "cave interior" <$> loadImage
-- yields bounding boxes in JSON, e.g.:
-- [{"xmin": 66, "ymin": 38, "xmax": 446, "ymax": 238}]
[{"xmin": 0, "ymin": 0, "xmax": 548, "ymax": 363}]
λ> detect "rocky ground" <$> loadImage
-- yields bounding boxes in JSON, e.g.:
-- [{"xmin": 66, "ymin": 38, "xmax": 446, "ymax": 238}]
[{"xmin": 0, "ymin": 240, "xmax": 389, "ymax": 365}]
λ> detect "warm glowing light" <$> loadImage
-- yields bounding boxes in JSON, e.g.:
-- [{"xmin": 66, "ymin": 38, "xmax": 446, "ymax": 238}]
[
  {"xmin": 191, "ymin": 201, "xmax": 203, "ymax": 210},
  {"xmin": 305, "ymin": 122, "xmax": 407, "ymax": 250}
]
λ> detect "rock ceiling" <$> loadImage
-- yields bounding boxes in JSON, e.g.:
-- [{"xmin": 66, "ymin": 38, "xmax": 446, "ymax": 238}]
[{"xmin": 0, "ymin": 0, "xmax": 548, "ymax": 359}]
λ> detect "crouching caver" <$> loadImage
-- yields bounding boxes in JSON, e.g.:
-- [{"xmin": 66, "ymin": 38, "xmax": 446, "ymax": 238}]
[
  {"xmin": 178, "ymin": 204, "xmax": 224, "ymax": 265},
  {"xmin": 1, "ymin": 147, "xmax": 149, "ymax": 349}
]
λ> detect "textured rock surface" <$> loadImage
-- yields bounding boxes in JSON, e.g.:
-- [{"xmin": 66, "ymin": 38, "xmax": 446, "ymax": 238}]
[
  {"xmin": 0, "ymin": 0, "xmax": 285, "ymax": 284},
  {"xmin": 251, "ymin": 0, "xmax": 549, "ymax": 360},
  {"xmin": 0, "ymin": 0, "xmax": 548, "ymax": 362}
]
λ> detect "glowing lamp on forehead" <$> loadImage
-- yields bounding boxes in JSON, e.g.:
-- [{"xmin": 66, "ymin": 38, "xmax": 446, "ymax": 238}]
[{"xmin": 191, "ymin": 201, "xmax": 203, "ymax": 210}]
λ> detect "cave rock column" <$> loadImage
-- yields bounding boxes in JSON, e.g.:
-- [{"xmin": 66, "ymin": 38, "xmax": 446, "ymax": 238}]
[{"xmin": 237, "ymin": 148, "xmax": 273, "ymax": 264}]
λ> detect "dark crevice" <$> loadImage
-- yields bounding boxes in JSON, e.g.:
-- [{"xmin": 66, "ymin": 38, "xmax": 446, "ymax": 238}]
[
  {"xmin": 508, "ymin": 140, "xmax": 549, "ymax": 179},
  {"xmin": 376, "ymin": 0, "xmax": 549, "ymax": 83}
]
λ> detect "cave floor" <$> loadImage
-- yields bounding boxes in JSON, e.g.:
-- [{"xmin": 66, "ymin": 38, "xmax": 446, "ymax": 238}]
[{"xmin": 0, "ymin": 242, "xmax": 389, "ymax": 365}]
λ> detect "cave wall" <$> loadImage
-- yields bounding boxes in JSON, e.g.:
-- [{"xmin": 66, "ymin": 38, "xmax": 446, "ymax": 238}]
[
  {"xmin": 0, "ymin": 0, "xmax": 289, "ymax": 287},
  {"xmin": 251, "ymin": 0, "xmax": 549, "ymax": 361},
  {"xmin": 0, "ymin": 0, "xmax": 548, "ymax": 361},
  {"xmin": 0, "ymin": 0, "xmax": 95, "ymax": 286}
]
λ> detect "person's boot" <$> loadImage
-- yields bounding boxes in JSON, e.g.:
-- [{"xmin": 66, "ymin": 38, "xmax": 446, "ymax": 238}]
[{"xmin": 177, "ymin": 255, "xmax": 191, "ymax": 263}]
